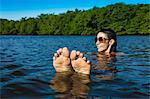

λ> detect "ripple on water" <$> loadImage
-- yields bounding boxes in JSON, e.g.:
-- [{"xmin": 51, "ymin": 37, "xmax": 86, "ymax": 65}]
[{"xmin": 1, "ymin": 64, "xmax": 21, "ymax": 69}]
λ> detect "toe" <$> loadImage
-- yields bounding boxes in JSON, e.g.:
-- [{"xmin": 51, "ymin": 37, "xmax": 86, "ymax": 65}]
[
  {"xmin": 54, "ymin": 53, "xmax": 58, "ymax": 57},
  {"xmin": 79, "ymin": 53, "xmax": 83, "ymax": 58},
  {"xmin": 54, "ymin": 53, "xmax": 59, "ymax": 59},
  {"xmin": 62, "ymin": 47, "xmax": 69, "ymax": 57},
  {"xmin": 76, "ymin": 51, "xmax": 80, "ymax": 56},
  {"xmin": 70, "ymin": 50, "xmax": 77, "ymax": 60},
  {"xmin": 83, "ymin": 57, "xmax": 86, "ymax": 61},
  {"xmin": 57, "ymin": 50, "xmax": 60, "ymax": 55},
  {"xmin": 57, "ymin": 48, "xmax": 62, "ymax": 55}
]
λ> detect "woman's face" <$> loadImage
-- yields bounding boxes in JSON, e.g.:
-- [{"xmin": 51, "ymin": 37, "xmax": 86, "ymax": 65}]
[{"xmin": 95, "ymin": 32, "xmax": 109, "ymax": 52}]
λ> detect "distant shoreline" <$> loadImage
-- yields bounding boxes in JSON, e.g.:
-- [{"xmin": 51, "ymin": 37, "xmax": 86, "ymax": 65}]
[
  {"xmin": 1, "ymin": 3, "xmax": 149, "ymax": 36},
  {"xmin": 0, "ymin": 34, "xmax": 149, "ymax": 36}
]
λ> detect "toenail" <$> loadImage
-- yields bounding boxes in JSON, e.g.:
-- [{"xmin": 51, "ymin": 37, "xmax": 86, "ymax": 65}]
[
  {"xmin": 83, "ymin": 57, "xmax": 86, "ymax": 60},
  {"xmin": 54, "ymin": 53, "xmax": 58, "ymax": 57},
  {"xmin": 79, "ymin": 53, "xmax": 83, "ymax": 57},
  {"xmin": 72, "ymin": 50, "xmax": 76, "ymax": 52},
  {"xmin": 57, "ymin": 50, "xmax": 60, "ymax": 54},
  {"xmin": 63, "ymin": 47, "xmax": 67, "ymax": 49},
  {"xmin": 87, "ymin": 60, "xmax": 90, "ymax": 64}
]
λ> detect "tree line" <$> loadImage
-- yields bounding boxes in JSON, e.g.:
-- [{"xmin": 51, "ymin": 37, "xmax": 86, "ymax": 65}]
[{"xmin": 0, "ymin": 3, "xmax": 150, "ymax": 35}]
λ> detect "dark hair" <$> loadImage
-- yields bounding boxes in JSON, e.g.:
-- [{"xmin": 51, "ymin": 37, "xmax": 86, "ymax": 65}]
[{"xmin": 96, "ymin": 28, "xmax": 117, "ymax": 52}]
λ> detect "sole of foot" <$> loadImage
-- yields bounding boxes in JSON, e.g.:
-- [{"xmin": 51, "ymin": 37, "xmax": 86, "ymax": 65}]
[
  {"xmin": 70, "ymin": 50, "xmax": 91, "ymax": 75},
  {"xmin": 53, "ymin": 47, "xmax": 73, "ymax": 72}
]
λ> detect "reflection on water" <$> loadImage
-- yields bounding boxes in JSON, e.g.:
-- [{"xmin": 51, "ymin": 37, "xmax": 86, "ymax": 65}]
[
  {"xmin": 50, "ymin": 72, "xmax": 90, "ymax": 98},
  {"xmin": 0, "ymin": 36, "xmax": 150, "ymax": 99},
  {"xmin": 93, "ymin": 53, "xmax": 117, "ymax": 81}
]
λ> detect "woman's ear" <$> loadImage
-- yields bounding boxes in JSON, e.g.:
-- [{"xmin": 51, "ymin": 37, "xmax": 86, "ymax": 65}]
[
  {"xmin": 109, "ymin": 39, "xmax": 115, "ymax": 46},
  {"xmin": 105, "ymin": 39, "xmax": 115, "ymax": 54}
]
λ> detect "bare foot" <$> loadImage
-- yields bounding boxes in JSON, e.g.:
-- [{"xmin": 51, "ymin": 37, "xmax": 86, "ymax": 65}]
[
  {"xmin": 53, "ymin": 47, "xmax": 73, "ymax": 72},
  {"xmin": 70, "ymin": 50, "xmax": 91, "ymax": 75}
]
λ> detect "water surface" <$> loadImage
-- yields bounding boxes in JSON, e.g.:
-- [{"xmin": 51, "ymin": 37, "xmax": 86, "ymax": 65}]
[{"xmin": 0, "ymin": 36, "xmax": 150, "ymax": 99}]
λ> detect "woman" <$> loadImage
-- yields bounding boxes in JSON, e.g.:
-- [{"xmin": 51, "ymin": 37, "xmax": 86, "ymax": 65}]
[{"xmin": 95, "ymin": 29, "xmax": 117, "ymax": 56}]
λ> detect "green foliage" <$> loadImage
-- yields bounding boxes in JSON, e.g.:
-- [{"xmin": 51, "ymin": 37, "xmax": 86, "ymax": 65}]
[{"xmin": 0, "ymin": 3, "xmax": 150, "ymax": 35}]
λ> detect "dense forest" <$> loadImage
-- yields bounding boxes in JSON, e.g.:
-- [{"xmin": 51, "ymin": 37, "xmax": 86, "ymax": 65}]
[{"xmin": 0, "ymin": 3, "xmax": 150, "ymax": 35}]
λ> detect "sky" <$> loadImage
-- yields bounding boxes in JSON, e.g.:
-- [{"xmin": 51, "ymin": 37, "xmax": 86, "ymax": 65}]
[{"xmin": 0, "ymin": 0, "xmax": 149, "ymax": 20}]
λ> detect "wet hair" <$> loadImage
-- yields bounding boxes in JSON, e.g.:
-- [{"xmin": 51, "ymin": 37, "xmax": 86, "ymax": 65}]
[{"xmin": 96, "ymin": 28, "xmax": 117, "ymax": 52}]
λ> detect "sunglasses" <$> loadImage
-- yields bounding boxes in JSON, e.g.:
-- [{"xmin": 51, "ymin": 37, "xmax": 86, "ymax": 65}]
[{"xmin": 95, "ymin": 37, "xmax": 109, "ymax": 43}]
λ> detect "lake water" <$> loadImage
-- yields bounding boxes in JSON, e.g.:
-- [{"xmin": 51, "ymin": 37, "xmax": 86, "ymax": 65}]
[{"xmin": 0, "ymin": 36, "xmax": 150, "ymax": 99}]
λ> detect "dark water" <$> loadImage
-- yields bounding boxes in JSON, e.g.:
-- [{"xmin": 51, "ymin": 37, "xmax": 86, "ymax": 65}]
[{"xmin": 0, "ymin": 36, "xmax": 150, "ymax": 99}]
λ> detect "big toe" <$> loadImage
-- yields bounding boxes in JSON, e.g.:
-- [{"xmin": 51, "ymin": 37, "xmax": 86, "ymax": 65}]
[
  {"xmin": 70, "ymin": 50, "xmax": 77, "ymax": 60},
  {"xmin": 62, "ymin": 47, "xmax": 70, "ymax": 57}
]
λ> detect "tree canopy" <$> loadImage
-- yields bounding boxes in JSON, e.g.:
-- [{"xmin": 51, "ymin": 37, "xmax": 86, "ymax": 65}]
[{"xmin": 0, "ymin": 3, "xmax": 150, "ymax": 35}]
